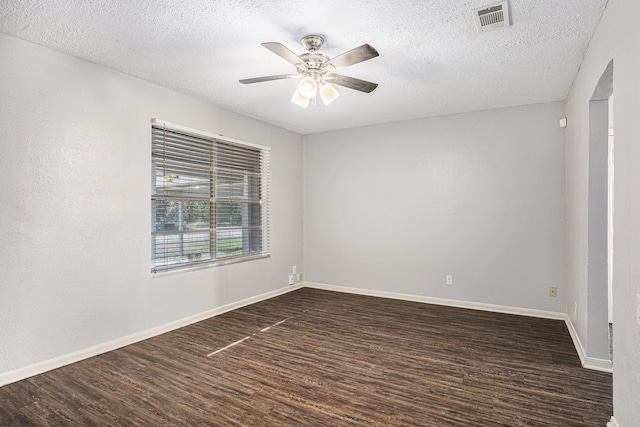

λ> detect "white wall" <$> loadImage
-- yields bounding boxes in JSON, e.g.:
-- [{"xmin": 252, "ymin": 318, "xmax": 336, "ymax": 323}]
[
  {"xmin": 304, "ymin": 102, "xmax": 566, "ymax": 312},
  {"xmin": 0, "ymin": 33, "xmax": 303, "ymax": 376},
  {"xmin": 565, "ymin": 0, "xmax": 640, "ymax": 424}
]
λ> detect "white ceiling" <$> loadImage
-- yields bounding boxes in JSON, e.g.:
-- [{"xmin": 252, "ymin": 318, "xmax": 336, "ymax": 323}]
[{"xmin": 0, "ymin": 0, "xmax": 608, "ymax": 134}]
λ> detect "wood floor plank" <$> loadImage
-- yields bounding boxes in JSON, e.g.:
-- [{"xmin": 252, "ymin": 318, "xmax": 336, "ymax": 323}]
[{"xmin": 0, "ymin": 288, "xmax": 612, "ymax": 426}]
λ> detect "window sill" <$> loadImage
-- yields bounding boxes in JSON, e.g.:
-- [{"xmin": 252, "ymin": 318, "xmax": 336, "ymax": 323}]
[{"xmin": 151, "ymin": 253, "xmax": 271, "ymax": 275}]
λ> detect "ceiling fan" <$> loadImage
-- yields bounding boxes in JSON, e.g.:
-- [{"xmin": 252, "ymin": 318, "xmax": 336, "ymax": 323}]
[{"xmin": 239, "ymin": 35, "xmax": 379, "ymax": 107}]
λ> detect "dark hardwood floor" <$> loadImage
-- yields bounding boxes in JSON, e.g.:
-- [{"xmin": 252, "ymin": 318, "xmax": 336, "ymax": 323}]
[{"xmin": 0, "ymin": 288, "xmax": 612, "ymax": 426}]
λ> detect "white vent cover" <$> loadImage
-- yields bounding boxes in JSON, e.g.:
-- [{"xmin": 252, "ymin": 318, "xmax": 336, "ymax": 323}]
[{"xmin": 473, "ymin": 1, "xmax": 510, "ymax": 33}]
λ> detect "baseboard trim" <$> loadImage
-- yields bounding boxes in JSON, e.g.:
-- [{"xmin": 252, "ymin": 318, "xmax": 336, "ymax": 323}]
[
  {"xmin": 304, "ymin": 282, "xmax": 566, "ymax": 320},
  {"xmin": 583, "ymin": 356, "xmax": 614, "ymax": 373},
  {"xmin": 564, "ymin": 315, "xmax": 613, "ymax": 373},
  {"xmin": 606, "ymin": 416, "xmax": 620, "ymax": 427},
  {"xmin": 564, "ymin": 314, "xmax": 587, "ymax": 366},
  {"xmin": 0, "ymin": 283, "xmax": 303, "ymax": 387}
]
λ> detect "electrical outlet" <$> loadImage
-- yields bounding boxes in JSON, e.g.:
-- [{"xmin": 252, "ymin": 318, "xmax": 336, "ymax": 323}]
[
  {"xmin": 446, "ymin": 275, "xmax": 453, "ymax": 285},
  {"xmin": 549, "ymin": 286, "xmax": 557, "ymax": 297},
  {"xmin": 288, "ymin": 275, "xmax": 295, "ymax": 285},
  {"xmin": 296, "ymin": 273, "xmax": 302, "ymax": 282},
  {"xmin": 292, "ymin": 265, "xmax": 297, "ymax": 275}
]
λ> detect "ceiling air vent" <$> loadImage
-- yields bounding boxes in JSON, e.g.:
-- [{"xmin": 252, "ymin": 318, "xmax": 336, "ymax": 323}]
[{"xmin": 473, "ymin": 1, "xmax": 510, "ymax": 33}]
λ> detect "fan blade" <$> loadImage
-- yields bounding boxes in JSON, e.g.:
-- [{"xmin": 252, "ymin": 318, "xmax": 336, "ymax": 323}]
[
  {"xmin": 261, "ymin": 42, "xmax": 308, "ymax": 71},
  {"xmin": 326, "ymin": 74, "xmax": 378, "ymax": 93},
  {"xmin": 322, "ymin": 44, "xmax": 379, "ymax": 72},
  {"xmin": 239, "ymin": 74, "xmax": 299, "ymax": 84}
]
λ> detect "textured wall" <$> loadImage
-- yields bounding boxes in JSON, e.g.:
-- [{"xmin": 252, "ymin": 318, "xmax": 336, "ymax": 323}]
[
  {"xmin": 0, "ymin": 33, "xmax": 304, "ymax": 375},
  {"xmin": 303, "ymin": 102, "xmax": 566, "ymax": 312},
  {"xmin": 565, "ymin": 0, "xmax": 640, "ymax": 424}
]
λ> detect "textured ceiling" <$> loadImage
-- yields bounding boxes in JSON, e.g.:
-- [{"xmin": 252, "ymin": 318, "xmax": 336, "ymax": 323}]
[{"xmin": 0, "ymin": 0, "xmax": 608, "ymax": 134}]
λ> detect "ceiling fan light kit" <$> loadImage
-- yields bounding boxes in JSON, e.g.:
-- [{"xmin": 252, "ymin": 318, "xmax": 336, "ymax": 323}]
[
  {"xmin": 240, "ymin": 35, "xmax": 379, "ymax": 108},
  {"xmin": 291, "ymin": 90, "xmax": 310, "ymax": 108},
  {"xmin": 320, "ymin": 83, "xmax": 340, "ymax": 105},
  {"xmin": 298, "ymin": 76, "xmax": 318, "ymax": 98}
]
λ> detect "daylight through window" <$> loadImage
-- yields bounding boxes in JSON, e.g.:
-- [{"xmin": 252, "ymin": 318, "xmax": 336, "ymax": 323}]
[{"xmin": 151, "ymin": 120, "xmax": 270, "ymax": 272}]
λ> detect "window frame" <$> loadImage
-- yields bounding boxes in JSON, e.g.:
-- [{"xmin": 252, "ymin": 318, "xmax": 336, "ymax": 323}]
[{"xmin": 151, "ymin": 119, "xmax": 270, "ymax": 273}]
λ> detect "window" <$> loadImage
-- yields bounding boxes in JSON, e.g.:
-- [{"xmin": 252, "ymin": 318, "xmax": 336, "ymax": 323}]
[{"xmin": 151, "ymin": 120, "xmax": 270, "ymax": 272}]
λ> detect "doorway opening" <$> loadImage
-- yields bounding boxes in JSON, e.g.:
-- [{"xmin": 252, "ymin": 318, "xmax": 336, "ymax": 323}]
[
  {"xmin": 587, "ymin": 59, "xmax": 613, "ymax": 362},
  {"xmin": 607, "ymin": 93, "xmax": 614, "ymax": 360}
]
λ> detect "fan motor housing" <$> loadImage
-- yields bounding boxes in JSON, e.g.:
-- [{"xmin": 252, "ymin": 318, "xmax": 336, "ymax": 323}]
[{"xmin": 299, "ymin": 52, "xmax": 330, "ymax": 71}]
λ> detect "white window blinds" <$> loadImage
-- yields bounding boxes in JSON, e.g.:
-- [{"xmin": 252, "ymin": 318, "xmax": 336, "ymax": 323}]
[{"xmin": 151, "ymin": 120, "xmax": 270, "ymax": 272}]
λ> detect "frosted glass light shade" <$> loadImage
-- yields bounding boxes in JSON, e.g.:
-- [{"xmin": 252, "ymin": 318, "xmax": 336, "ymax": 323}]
[
  {"xmin": 298, "ymin": 76, "xmax": 318, "ymax": 98},
  {"xmin": 291, "ymin": 90, "xmax": 310, "ymax": 107},
  {"xmin": 320, "ymin": 83, "xmax": 340, "ymax": 105}
]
